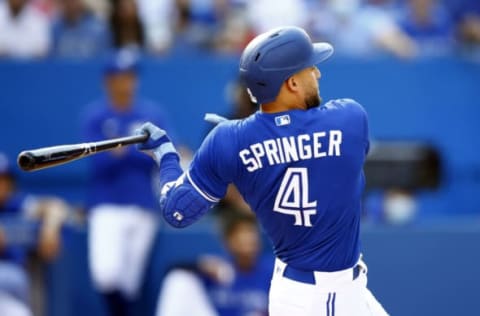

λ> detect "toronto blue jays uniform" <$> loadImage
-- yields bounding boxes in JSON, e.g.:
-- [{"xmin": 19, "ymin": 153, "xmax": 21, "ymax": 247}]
[
  {"xmin": 138, "ymin": 26, "xmax": 388, "ymax": 316},
  {"xmin": 188, "ymin": 99, "xmax": 367, "ymax": 272},
  {"xmin": 82, "ymin": 97, "xmax": 169, "ymax": 301}
]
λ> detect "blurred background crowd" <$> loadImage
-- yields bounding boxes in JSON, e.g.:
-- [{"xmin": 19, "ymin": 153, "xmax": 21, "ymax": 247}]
[
  {"xmin": 1, "ymin": 0, "xmax": 480, "ymax": 316},
  {"xmin": 0, "ymin": 0, "xmax": 480, "ymax": 59}
]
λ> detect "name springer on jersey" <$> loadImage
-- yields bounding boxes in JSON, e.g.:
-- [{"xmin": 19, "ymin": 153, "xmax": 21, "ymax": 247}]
[{"xmin": 239, "ymin": 130, "xmax": 343, "ymax": 172}]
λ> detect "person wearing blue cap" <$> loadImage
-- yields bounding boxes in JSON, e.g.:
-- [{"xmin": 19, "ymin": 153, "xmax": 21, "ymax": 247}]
[
  {"xmin": 135, "ymin": 26, "xmax": 389, "ymax": 315},
  {"xmin": 0, "ymin": 153, "xmax": 67, "ymax": 316},
  {"xmin": 80, "ymin": 49, "xmax": 180, "ymax": 316}
]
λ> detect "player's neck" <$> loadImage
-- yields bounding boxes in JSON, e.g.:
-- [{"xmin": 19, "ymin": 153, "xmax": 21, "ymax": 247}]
[
  {"xmin": 261, "ymin": 89, "xmax": 306, "ymax": 113},
  {"xmin": 261, "ymin": 99, "xmax": 306, "ymax": 113}
]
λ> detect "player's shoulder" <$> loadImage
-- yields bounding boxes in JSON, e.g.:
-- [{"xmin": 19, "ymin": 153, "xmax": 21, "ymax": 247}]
[
  {"xmin": 323, "ymin": 98, "xmax": 365, "ymax": 112},
  {"xmin": 209, "ymin": 119, "xmax": 241, "ymax": 139},
  {"xmin": 322, "ymin": 98, "xmax": 368, "ymax": 120}
]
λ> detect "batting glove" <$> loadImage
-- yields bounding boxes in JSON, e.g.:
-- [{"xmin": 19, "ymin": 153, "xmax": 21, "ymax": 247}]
[{"xmin": 135, "ymin": 122, "xmax": 178, "ymax": 165}]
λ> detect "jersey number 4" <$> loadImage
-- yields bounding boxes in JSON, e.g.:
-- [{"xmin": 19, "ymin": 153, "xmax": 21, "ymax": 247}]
[{"xmin": 273, "ymin": 167, "xmax": 317, "ymax": 227}]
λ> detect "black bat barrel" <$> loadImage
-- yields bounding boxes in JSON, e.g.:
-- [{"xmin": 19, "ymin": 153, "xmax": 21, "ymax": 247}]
[
  {"xmin": 17, "ymin": 133, "xmax": 148, "ymax": 172},
  {"xmin": 18, "ymin": 144, "xmax": 95, "ymax": 171}
]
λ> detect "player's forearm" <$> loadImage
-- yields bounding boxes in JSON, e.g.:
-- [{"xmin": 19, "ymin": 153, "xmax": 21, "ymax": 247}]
[
  {"xmin": 158, "ymin": 154, "xmax": 212, "ymax": 228},
  {"xmin": 136, "ymin": 122, "xmax": 213, "ymax": 228},
  {"xmin": 157, "ymin": 162, "xmax": 213, "ymax": 229},
  {"xmin": 159, "ymin": 153, "xmax": 183, "ymax": 189},
  {"xmin": 159, "ymin": 178, "xmax": 214, "ymax": 228}
]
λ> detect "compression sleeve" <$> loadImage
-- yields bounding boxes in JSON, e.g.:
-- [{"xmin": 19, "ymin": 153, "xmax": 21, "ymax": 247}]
[{"xmin": 158, "ymin": 153, "xmax": 183, "ymax": 190}]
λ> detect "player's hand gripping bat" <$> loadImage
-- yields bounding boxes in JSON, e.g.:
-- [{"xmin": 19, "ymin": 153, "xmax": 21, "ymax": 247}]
[
  {"xmin": 17, "ymin": 133, "xmax": 149, "ymax": 172},
  {"xmin": 17, "ymin": 112, "xmax": 227, "ymax": 172}
]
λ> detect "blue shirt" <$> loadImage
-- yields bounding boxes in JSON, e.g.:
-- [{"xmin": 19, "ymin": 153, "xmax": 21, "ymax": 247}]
[
  {"xmin": 205, "ymin": 255, "xmax": 272, "ymax": 316},
  {"xmin": 398, "ymin": 3, "xmax": 454, "ymax": 55},
  {"xmin": 189, "ymin": 99, "xmax": 369, "ymax": 271},
  {"xmin": 51, "ymin": 13, "xmax": 110, "ymax": 58},
  {"xmin": 82, "ymin": 98, "xmax": 171, "ymax": 211}
]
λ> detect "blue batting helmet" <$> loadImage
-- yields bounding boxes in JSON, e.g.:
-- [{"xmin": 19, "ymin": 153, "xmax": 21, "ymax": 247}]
[{"xmin": 239, "ymin": 26, "xmax": 333, "ymax": 104}]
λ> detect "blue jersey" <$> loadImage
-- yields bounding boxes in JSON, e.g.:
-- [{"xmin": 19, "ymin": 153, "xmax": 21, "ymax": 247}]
[
  {"xmin": 0, "ymin": 193, "xmax": 32, "ymax": 265},
  {"xmin": 205, "ymin": 255, "xmax": 272, "ymax": 316},
  {"xmin": 82, "ymin": 98, "xmax": 172, "ymax": 210},
  {"xmin": 189, "ymin": 99, "xmax": 369, "ymax": 271}
]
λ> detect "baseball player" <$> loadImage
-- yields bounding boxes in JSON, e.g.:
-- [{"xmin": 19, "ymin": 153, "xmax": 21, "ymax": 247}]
[
  {"xmin": 81, "ymin": 49, "xmax": 175, "ymax": 316},
  {"xmin": 136, "ymin": 26, "xmax": 389, "ymax": 316}
]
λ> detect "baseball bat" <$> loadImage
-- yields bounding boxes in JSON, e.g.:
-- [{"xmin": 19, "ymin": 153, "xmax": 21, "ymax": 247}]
[{"xmin": 17, "ymin": 133, "xmax": 149, "ymax": 172}]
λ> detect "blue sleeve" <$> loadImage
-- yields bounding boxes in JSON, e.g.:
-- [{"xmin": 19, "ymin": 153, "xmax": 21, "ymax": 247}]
[
  {"xmin": 187, "ymin": 122, "xmax": 237, "ymax": 201},
  {"xmin": 158, "ymin": 154, "xmax": 183, "ymax": 190}
]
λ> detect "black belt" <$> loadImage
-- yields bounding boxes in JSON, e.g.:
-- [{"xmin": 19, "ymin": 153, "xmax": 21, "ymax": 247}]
[{"xmin": 283, "ymin": 264, "xmax": 362, "ymax": 285}]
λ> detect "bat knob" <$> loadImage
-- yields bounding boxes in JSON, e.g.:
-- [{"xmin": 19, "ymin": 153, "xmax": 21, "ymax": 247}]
[{"xmin": 17, "ymin": 152, "xmax": 36, "ymax": 171}]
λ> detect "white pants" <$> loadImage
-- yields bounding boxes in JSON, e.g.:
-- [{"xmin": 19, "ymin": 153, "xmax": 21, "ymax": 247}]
[
  {"xmin": 155, "ymin": 270, "xmax": 218, "ymax": 316},
  {"xmin": 269, "ymin": 258, "xmax": 389, "ymax": 316},
  {"xmin": 88, "ymin": 204, "xmax": 158, "ymax": 298},
  {"xmin": 0, "ymin": 292, "xmax": 32, "ymax": 316}
]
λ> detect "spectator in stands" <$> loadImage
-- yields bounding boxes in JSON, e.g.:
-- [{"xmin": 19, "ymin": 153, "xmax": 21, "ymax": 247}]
[
  {"xmin": 168, "ymin": 0, "xmax": 228, "ymax": 54},
  {"xmin": 213, "ymin": 4, "xmax": 252, "ymax": 54},
  {"xmin": 0, "ymin": 0, "xmax": 50, "ymax": 58},
  {"xmin": 81, "ymin": 49, "xmax": 176, "ymax": 316},
  {"xmin": 83, "ymin": 0, "xmax": 110, "ymax": 19},
  {"xmin": 397, "ymin": 0, "xmax": 455, "ymax": 56},
  {"xmin": 447, "ymin": 0, "xmax": 480, "ymax": 56},
  {"xmin": 156, "ymin": 212, "xmax": 272, "ymax": 316},
  {"xmin": 308, "ymin": 0, "xmax": 417, "ymax": 58},
  {"xmin": 51, "ymin": 0, "xmax": 110, "ymax": 58},
  {"xmin": 136, "ymin": 0, "xmax": 175, "ymax": 53},
  {"xmin": 0, "ymin": 153, "xmax": 67, "ymax": 316},
  {"xmin": 31, "ymin": 0, "xmax": 56, "ymax": 17},
  {"xmin": 363, "ymin": 189, "xmax": 418, "ymax": 225},
  {"xmin": 109, "ymin": 0, "xmax": 144, "ymax": 50},
  {"xmin": 246, "ymin": 0, "xmax": 309, "ymax": 36}
]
